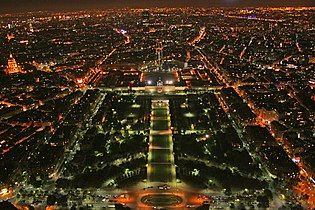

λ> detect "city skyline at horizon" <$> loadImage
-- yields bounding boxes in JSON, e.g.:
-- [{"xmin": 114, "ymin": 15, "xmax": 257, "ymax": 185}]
[{"xmin": 1, "ymin": 0, "xmax": 315, "ymax": 13}]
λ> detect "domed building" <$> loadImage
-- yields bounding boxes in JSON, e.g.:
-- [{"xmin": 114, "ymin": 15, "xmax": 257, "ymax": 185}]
[{"xmin": 4, "ymin": 54, "xmax": 24, "ymax": 74}]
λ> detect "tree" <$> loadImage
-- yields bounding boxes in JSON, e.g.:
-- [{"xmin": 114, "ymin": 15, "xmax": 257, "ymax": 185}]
[
  {"xmin": 0, "ymin": 201, "xmax": 18, "ymax": 210},
  {"xmin": 224, "ymin": 187, "xmax": 232, "ymax": 196},
  {"xmin": 264, "ymin": 189, "xmax": 273, "ymax": 199},
  {"xmin": 115, "ymin": 204, "xmax": 131, "ymax": 209},
  {"xmin": 257, "ymin": 195, "xmax": 269, "ymax": 208},
  {"xmin": 237, "ymin": 203, "xmax": 246, "ymax": 210},
  {"xmin": 196, "ymin": 204, "xmax": 210, "ymax": 210}
]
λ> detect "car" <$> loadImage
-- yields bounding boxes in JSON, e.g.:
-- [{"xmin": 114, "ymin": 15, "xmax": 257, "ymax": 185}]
[
  {"xmin": 153, "ymin": 207, "xmax": 166, "ymax": 210},
  {"xmin": 158, "ymin": 184, "xmax": 171, "ymax": 190},
  {"xmin": 158, "ymin": 186, "xmax": 164, "ymax": 190}
]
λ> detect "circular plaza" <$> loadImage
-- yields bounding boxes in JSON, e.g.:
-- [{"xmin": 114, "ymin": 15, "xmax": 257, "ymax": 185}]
[{"xmin": 141, "ymin": 194, "xmax": 183, "ymax": 207}]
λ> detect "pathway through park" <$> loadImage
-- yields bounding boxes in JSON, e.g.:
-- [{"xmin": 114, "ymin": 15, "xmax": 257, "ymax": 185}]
[{"xmin": 147, "ymin": 99, "xmax": 176, "ymax": 183}]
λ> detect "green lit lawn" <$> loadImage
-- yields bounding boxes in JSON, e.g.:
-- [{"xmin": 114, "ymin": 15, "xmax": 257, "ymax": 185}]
[
  {"xmin": 152, "ymin": 120, "xmax": 169, "ymax": 130},
  {"xmin": 152, "ymin": 108, "xmax": 168, "ymax": 117},
  {"xmin": 148, "ymin": 163, "xmax": 174, "ymax": 182},
  {"xmin": 151, "ymin": 135, "xmax": 172, "ymax": 148},
  {"xmin": 151, "ymin": 149, "xmax": 172, "ymax": 163}
]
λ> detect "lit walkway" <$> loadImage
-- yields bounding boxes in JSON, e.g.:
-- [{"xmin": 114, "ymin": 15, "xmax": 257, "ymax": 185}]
[{"xmin": 147, "ymin": 100, "xmax": 176, "ymax": 183}]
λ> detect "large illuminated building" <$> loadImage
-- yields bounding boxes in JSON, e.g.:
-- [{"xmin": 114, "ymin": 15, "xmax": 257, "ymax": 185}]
[{"xmin": 4, "ymin": 54, "xmax": 24, "ymax": 75}]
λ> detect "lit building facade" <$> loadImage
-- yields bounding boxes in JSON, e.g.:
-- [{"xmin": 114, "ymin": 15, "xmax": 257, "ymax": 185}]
[{"xmin": 5, "ymin": 54, "xmax": 24, "ymax": 74}]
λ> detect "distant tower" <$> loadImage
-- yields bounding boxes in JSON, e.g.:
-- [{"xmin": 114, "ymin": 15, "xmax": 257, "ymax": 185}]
[
  {"xmin": 155, "ymin": 42, "xmax": 163, "ymax": 70},
  {"xmin": 7, "ymin": 33, "xmax": 15, "ymax": 41},
  {"xmin": 157, "ymin": 79, "xmax": 163, "ymax": 86},
  {"xmin": 29, "ymin": 22, "xmax": 34, "ymax": 33},
  {"xmin": 5, "ymin": 54, "xmax": 23, "ymax": 74},
  {"xmin": 142, "ymin": 10, "xmax": 151, "ymax": 20}
]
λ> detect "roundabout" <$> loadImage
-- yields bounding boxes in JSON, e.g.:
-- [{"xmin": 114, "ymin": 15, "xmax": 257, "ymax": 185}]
[{"xmin": 141, "ymin": 194, "xmax": 183, "ymax": 207}]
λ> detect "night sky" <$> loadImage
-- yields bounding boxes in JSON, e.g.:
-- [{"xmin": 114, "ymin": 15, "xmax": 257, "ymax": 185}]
[{"xmin": 1, "ymin": 0, "xmax": 314, "ymax": 13}]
